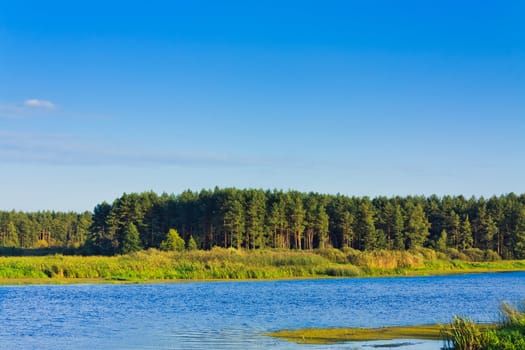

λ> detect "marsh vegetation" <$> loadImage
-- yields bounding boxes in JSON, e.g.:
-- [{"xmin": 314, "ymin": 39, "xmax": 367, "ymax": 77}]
[
  {"xmin": 442, "ymin": 302, "xmax": 525, "ymax": 350},
  {"xmin": 0, "ymin": 247, "xmax": 524, "ymax": 283}
]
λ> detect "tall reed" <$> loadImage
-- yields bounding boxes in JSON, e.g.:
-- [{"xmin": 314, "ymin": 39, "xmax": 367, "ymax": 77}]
[{"xmin": 442, "ymin": 303, "xmax": 525, "ymax": 350}]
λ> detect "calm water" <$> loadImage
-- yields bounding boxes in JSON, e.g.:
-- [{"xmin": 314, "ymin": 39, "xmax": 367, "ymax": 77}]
[{"xmin": 1, "ymin": 272, "xmax": 525, "ymax": 350}]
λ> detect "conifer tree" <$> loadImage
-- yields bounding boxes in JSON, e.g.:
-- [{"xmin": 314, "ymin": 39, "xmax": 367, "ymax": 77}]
[
  {"xmin": 288, "ymin": 193, "xmax": 305, "ymax": 249},
  {"xmin": 6, "ymin": 221, "xmax": 19, "ymax": 247},
  {"xmin": 244, "ymin": 190, "xmax": 266, "ymax": 249},
  {"xmin": 459, "ymin": 216, "xmax": 473, "ymax": 250},
  {"xmin": 436, "ymin": 230, "xmax": 448, "ymax": 252},
  {"xmin": 392, "ymin": 204, "xmax": 405, "ymax": 250},
  {"xmin": 223, "ymin": 192, "xmax": 245, "ymax": 249},
  {"xmin": 316, "ymin": 205, "xmax": 330, "ymax": 249},
  {"xmin": 355, "ymin": 200, "xmax": 377, "ymax": 250},
  {"xmin": 120, "ymin": 222, "xmax": 142, "ymax": 254},
  {"xmin": 341, "ymin": 211, "xmax": 354, "ymax": 248},
  {"xmin": 268, "ymin": 197, "xmax": 288, "ymax": 248},
  {"xmin": 513, "ymin": 207, "xmax": 525, "ymax": 259},
  {"xmin": 406, "ymin": 204, "xmax": 430, "ymax": 249},
  {"xmin": 447, "ymin": 211, "xmax": 461, "ymax": 250}
]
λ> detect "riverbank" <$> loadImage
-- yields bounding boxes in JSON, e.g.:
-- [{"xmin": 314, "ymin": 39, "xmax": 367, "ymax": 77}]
[{"xmin": 0, "ymin": 248, "xmax": 524, "ymax": 285}]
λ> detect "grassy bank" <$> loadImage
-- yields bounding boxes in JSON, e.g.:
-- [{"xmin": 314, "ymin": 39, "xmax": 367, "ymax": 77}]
[{"xmin": 0, "ymin": 247, "xmax": 524, "ymax": 284}]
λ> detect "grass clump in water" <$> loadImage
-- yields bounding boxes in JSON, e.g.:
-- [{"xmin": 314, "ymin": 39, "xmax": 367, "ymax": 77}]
[{"xmin": 441, "ymin": 302, "xmax": 525, "ymax": 350}]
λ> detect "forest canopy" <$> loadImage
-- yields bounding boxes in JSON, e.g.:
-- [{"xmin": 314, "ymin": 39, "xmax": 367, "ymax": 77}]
[{"xmin": 1, "ymin": 189, "xmax": 525, "ymax": 259}]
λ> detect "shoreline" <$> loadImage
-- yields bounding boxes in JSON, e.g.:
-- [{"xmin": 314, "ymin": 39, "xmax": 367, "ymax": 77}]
[
  {"xmin": 1, "ymin": 249, "xmax": 524, "ymax": 286},
  {"xmin": 1, "ymin": 267, "xmax": 523, "ymax": 286}
]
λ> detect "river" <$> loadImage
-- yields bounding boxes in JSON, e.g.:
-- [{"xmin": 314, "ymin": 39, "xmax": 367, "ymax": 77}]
[{"xmin": 1, "ymin": 272, "xmax": 525, "ymax": 349}]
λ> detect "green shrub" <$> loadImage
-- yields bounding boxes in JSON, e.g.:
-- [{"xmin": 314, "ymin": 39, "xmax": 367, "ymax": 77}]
[
  {"xmin": 483, "ymin": 250, "xmax": 501, "ymax": 262},
  {"xmin": 446, "ymin": 248, "xmax": 468, "ymax": 260},
  {"xmin": 186, "ymin": 235, "xmax": 198, "ymax": 250},
  {"xmin": 462, "ymin": 248, "xmax": 486, "ymax": 262},
  {"xmin": 159, "ymin": 229, "xmax": 185, "ymax": 252},
  {"xmin": 316, "ymin": 248, "xmax": 348, "ymax": 264}
]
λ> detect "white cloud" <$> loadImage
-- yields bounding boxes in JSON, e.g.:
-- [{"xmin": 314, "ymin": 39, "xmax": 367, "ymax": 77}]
[{"xmin": 24, "ymin": 99, "xmax": 55, "ymax": 109}]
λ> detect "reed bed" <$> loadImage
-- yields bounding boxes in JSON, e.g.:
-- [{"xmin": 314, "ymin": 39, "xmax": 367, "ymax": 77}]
[{"xmin": 0, "ymin": 248, "xmax": 524, "ymax": 283}]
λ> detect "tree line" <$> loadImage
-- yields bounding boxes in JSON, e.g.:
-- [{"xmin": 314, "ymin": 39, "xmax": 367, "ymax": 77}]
[
  {"xmin": 0, "ymin": 210, "xmax": 92, "ymax": 249},
  {"xmin": 2, "ymin": 189, "xmax": 525, "ymax": 259}
]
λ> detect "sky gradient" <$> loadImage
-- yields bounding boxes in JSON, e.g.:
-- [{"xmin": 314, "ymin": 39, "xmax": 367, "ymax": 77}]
[{"xmin": 1, "ymin": 0, "xmax": 524, "ymax": 211}]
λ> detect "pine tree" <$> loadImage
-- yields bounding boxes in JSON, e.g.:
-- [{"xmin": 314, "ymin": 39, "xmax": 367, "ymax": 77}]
[
  {"xmin": 244, "ymin": 190, "xmax": 266, "ymax": 249},
  {"xmin": 447, "ymin": 210, "xmax": 461, "ymax": 250},
  {"xmin": 303, "ymin": 196, "xmax": 318, "ymax": 250},
  {"xmin": 512, "ymin": 206, "xmax": 525, "ymax": 259},
  {"xmin": 436, "ymin": 230, "xmax": 447, "ymax": 252},
  {"xmin": 459, "ymin": 216, "xmax": 473, "ymax": 250},
  {"xmin": 485, "ymin": 216, "xmax": 498, "ymax": 251},
  {"xmin": 223, "ymin": 193, "xmax": 245, "ymax": 249},
  {"xmin": 120, "ymin": 222, "xmax": 142, "ymax": 254},
  {"xmin": 375, "ymin": 229, "xmax": 387, "ymax": 249},
  {"xmin": 268, "ymin": 197, "xmax": 288, "ymax": 248},
  {"xmin": 392, "ymin": 204, "xmax": 405, "ymax": 250},
  {"xmin": 406, "ymin": 204, "xmax": 430, "ymax": 249},
  {"xmin": 341, "ymin": 211, "xmax": 354, "ymax": 248},
  {"xmin": 6, "ymin": 221, "xmax": 19, "ymax": 247},
  {"xmin": 316, "ymin": 204, "xmax": 330, "ymax": 249},
  {"xmin": 288, "ymin": 193, "xmax": 305, "ymax": 249},
  {"xmin": 355, "ymin": 200, "xmax": 377, "ymax": 251},
  {"xmin": 477, "ymin": 207, "xmax": 497, "ymax": 251}
]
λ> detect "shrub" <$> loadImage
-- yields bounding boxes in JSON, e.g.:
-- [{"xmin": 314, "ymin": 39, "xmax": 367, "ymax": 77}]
[
  {"xmin": 160, "ymin": 229, "xmax": 185, "ymax": 252},
  {"xmin": 186, "ymin": 235, "xmax": 198, "ymax": 250},
  {"xmin": 410, "ymin": 246, "xmax": 438, "ymax": 260},
  {"xmin": 345, "ymin": 250, "xmax": 424, "ymax": 270},
  {"xmin": 484, "ymin": 250, "xmax": 501, "ymax": 262},
  {"xmin": 316, "ymin": 248, "xmax": 348, "ymax": 264},
  {"xmin": 463, "ymin": 248, "xmax": 485, "ymax": 262}
]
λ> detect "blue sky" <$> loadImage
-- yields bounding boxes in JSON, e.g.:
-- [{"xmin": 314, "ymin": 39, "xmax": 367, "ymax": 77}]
[{"xmin": 1, "ymin": 0, "xmax": 524, "ymax": 211}]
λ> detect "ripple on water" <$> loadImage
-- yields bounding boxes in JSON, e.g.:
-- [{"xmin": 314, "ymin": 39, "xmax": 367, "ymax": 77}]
[{"xmin": 0, "ymin": 272, "xmax": 524, "ymax": 349}]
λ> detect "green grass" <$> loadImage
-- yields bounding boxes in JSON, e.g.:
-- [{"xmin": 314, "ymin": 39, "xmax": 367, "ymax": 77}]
[{"xmin": 0, "ymin": 247, "xmax": 524, "ymax": 284}]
